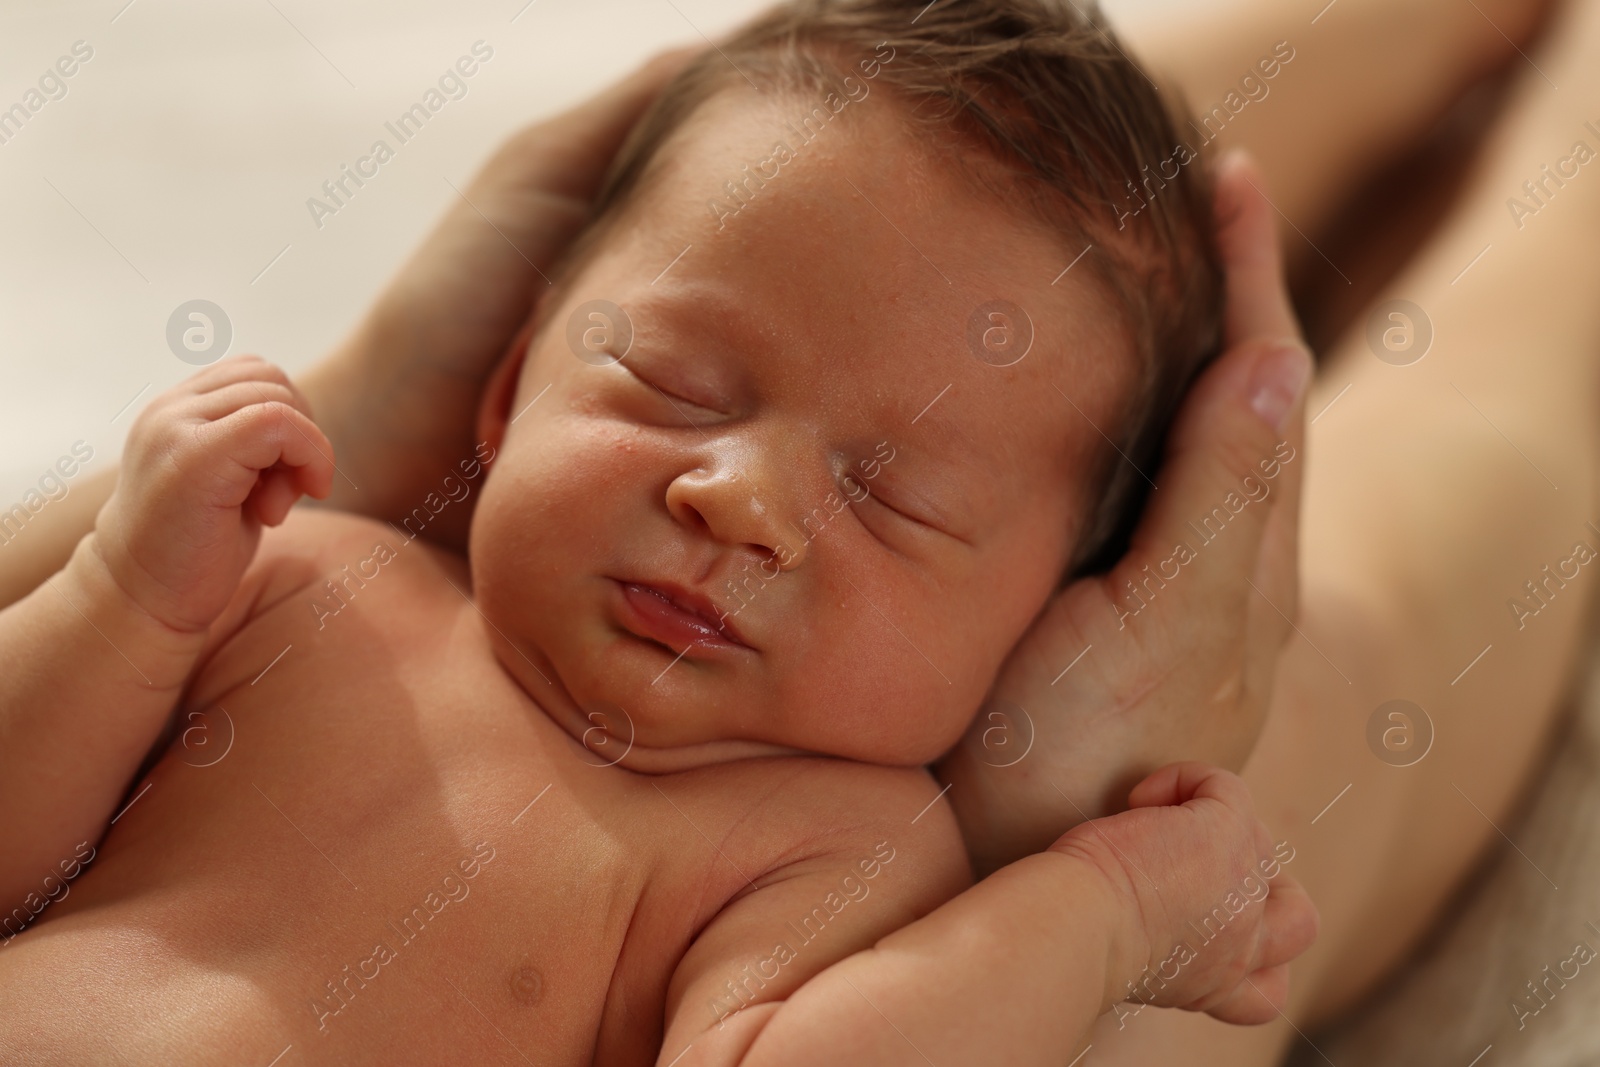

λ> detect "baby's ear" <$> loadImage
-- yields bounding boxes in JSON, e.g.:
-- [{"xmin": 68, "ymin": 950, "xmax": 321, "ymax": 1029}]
[{"xmin": 475, "ymin": 315, "xmax": 539, "ymax": 458}]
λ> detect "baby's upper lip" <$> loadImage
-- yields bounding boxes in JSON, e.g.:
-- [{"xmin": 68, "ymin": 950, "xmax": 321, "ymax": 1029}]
[{"xmin": 622, "ymin": 578, "xmax": 753, "ymax": 649}]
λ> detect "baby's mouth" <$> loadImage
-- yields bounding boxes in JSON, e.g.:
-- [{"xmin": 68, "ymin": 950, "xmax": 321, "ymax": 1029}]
[{"xmin": 614, "ymin": 580, "xmax": 753, "ymax": 652}]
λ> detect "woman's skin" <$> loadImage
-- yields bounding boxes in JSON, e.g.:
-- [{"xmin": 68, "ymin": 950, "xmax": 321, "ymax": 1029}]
[{"xmin": 1075, "ymin": 1, "xmax": 1600, "ymax": 1063}]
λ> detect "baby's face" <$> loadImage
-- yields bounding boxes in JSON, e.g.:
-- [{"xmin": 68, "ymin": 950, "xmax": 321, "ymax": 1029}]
[{"xmin": 470, "ymin": 84, "xmax": 1132, "ymax": 770}]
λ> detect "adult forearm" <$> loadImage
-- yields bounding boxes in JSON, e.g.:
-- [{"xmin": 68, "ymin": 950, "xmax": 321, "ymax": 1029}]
[{"xmin": 295, "ymin": 344, "xmax": 480, "ymax": 552}]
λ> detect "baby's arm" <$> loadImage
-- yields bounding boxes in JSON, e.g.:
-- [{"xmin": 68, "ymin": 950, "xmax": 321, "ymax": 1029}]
[
  {"xmin": 0, "ymin": 356, "xmax": 332, "ymax": 914},
  {"xmin": 662, "ymin": 764, "xmax": 1316, "ymax": 1066}
]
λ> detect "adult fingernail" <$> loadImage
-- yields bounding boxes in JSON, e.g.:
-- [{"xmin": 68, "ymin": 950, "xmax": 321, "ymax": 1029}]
[{"xmin": 1248, "ymin": 342, "xmax": 1312, "ymax": 432}]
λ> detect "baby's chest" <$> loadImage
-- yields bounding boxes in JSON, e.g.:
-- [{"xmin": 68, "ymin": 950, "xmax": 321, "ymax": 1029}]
[
  {"xmin": 157, "ymin": 627, "xmax": 773, "ymax": 1058},
  {"xmin": 119, "ymin": 552, "xmax": 827, "ymax": 1062}
]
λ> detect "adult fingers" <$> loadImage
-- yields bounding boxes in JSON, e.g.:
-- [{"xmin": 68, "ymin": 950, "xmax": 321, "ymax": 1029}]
[
  {"xmin": 480, "ymin": 46, "xmax": 701, "ymax": 201},
  {"xmin": 1214, "ymin": 152, "xmax": 1300, "ymax": 349},
  {"xmin": 1215, "ymin": 152, "xmax": 1312, "ymax": 682},
  {"xmin": 1116, "ymin": 331, "xmax": 1310, "ymax": 651},
  {"xmin": 1107, "ymin": 153, "xmax": 1312, "ymax": 718}
]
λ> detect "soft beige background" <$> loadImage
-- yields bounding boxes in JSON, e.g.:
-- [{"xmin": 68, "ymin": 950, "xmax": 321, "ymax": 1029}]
[{"xmin": 0, "ymin": 0, "xmax": 772, "ymax": 500}]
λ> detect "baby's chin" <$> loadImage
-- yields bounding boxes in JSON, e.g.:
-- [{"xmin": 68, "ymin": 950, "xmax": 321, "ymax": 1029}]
[
  {"xmin": 472, "ymin": 568, "xmax": 979, "ymax": 771},
  {"xmin": 472, "ymin": 617, "xmax": 796, "ymax": 771},
  {"xmin": 592, "ymin": 733, "xmax": 814, "ymax": 775}
]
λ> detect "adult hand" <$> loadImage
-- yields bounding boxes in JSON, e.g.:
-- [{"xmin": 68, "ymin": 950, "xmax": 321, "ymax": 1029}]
[
  {"xmin": 298, "ymin": 47, "xmax": 696, "ymax": 549},
  {"xmin": 939, "ymin": 153, "xmax": 1314, "ymax": 877}
]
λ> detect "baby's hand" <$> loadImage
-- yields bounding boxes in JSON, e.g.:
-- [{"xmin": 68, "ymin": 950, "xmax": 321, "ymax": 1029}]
[
  {"xmin": 93, "ymin": 356, "xmax": 334, "ymax": 635},
  {"xmin": 1052, "ymin": 762, "xmax": 1318, "ymax": 1025}
]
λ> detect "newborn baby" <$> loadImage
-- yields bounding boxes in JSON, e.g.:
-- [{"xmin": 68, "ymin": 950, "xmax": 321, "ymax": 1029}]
[{"xmin": 0, "ymin": 1, "xmax": 1312, "ymax": 1063}]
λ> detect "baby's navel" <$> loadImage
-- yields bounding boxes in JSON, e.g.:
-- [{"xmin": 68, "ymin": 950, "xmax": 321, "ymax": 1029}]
[{"xmin": 509, "ymin": 964, "xmax": 544, "ymax": 1006}]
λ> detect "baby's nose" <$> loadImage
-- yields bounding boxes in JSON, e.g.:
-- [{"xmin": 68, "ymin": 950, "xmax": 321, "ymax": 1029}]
[{"xmin": 664, "ymin": 463, "xmax": 805, "ymax": 571}]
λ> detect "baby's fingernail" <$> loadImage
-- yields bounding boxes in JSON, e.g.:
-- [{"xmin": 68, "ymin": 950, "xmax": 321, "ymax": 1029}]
[{"xmin": 1248, "ymin": 342, "xmax": 1312, "ymax": 431}]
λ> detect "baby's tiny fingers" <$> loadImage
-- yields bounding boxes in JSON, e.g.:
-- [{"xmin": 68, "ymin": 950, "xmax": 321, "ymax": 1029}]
[
  {"xmin": 203, "ymin": 401, "xmax": 336, "ymax": 501},
  {"xmin": 189, "ymin": 380, "xmax": 308, "ymax": 424},
  {"xmin": 1205, "ymin": 963, "xmax": 1289, "ymax": 1026},
  {"xmin": 249, "ymin": 467, "xmax": 305, "ymax": 527},
  {"xmin": 1123, "ymin": 761, "xmax": 1189, "ymax": 809},
  {"xmin": 1259, "ymin": 875, "xmax": 1320, "ymax": 969},
  {"xmin": 177, "ymin": 353, "xmax": 289, "ymax": 395},
  {"xmin": 1126, "ymin": 762, "xmax": 1252, "ymax": 815}
]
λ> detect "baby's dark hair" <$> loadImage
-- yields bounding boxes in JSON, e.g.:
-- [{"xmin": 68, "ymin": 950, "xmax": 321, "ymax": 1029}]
[{"xmin": 556, "ymin": 0, "xmax": 1223, "ymax": 578}]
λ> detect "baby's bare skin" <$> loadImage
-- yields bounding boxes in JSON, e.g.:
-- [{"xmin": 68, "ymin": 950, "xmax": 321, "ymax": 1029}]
[
  {"xmin": 0, "ymin": 40, "xmax": 1319, "ymax": 1062},
  {"xmin": 1, "ymin": 507, "xmax": 960, "ymax": 1065}
]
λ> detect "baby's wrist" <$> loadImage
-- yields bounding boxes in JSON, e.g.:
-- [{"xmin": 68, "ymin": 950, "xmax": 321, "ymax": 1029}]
[
  {"xmin": 63, "ymin": 532, "xmax": 208, "ymax": 692},
  {"xmin": 1043, "ymin": 840, "xmax": 1154, "ymax": 1011}
]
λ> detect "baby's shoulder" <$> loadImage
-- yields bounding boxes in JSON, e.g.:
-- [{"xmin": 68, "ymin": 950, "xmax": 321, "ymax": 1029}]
[
  {"xmin": 654, "ymin": 757, "xmax": 972, "ymax": 1047},
  {"xmin": 703, "ymin": 755, "xmax": 971, "ymax": 887},
  {"xmin": 186, "ymin": 508, "xmax": 463, "ymax": 693},
  {"xmin": 254, "ymin": 506, "xmax": 442, "ymax": 575},
  {"xmin": 245, "ymin": 507, "xmax": 467, "ymax": 608}
]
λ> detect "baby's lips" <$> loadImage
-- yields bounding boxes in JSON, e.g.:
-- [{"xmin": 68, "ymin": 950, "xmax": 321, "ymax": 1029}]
[{"xmin": 617, "ymin": 579, "xmax": 755, "ymax": 651}]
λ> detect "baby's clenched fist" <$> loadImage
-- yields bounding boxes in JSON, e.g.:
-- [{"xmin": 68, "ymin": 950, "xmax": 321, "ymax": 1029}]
[
  {"xmin": 91, "ymin": 356, "xmax": 335, "ymax": 636},
  {"xmin": 1052, "ymin": 762, "xmax": 1319, "ymax": 1026}
]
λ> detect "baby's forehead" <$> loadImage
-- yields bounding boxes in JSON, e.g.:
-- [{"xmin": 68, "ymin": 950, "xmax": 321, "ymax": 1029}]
[{"xmin": 552, "ymin": 78, "xmax": 1141, "ymax": 481}]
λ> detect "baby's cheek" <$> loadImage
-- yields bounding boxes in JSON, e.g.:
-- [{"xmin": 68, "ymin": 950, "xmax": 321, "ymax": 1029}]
[
  {"xmin": 782, "ymin": 596, "xmax": 990, "ymax": 765},
  {"xmin": 508, "ymin": 417, "xmax": 649, "ymax": 509}
]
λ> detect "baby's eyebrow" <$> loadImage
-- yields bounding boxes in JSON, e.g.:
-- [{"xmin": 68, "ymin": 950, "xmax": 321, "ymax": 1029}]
[
  {"xmin": 639, "ymin": 285, "xmax": 770, "ymax": 357},
  {"xmin": 625, "ymin": 295, "xmax": 760, "ymax": 395}
]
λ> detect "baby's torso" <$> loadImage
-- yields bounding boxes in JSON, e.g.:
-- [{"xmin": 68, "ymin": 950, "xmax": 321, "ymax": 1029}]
[{"xmin": 0, "ymin": 512, "xmax": 880, "ymax": 1066}]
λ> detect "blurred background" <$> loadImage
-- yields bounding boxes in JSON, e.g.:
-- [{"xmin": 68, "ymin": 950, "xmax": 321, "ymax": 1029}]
[{"xmin": 0, "ymin": 0, "xmax": 888, "ymax": 498}]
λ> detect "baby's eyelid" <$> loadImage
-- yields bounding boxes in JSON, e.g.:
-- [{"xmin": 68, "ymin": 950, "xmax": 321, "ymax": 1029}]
[
  {"xmin": 623, "ymin": 363, "xmax": 724, "ymax": 416},
  {"xmin": 852, "ymin": 479, "xmax": 937, "ymax": 533},
  {"xmin": 624, "ymin": 361, "xmax": 732, "ymax": 415}
]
